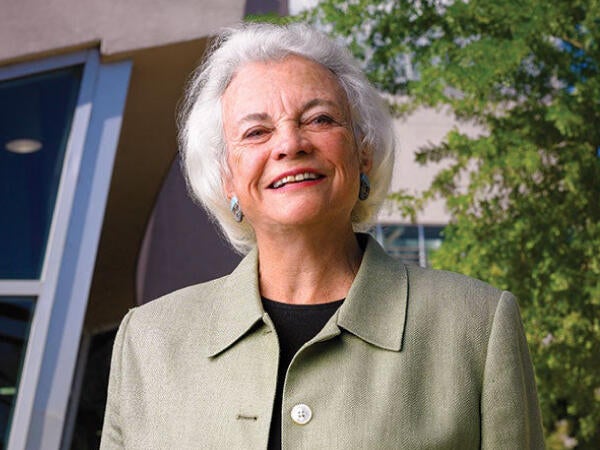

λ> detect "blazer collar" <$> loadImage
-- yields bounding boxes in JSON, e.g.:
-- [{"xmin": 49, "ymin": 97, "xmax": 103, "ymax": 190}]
[
  {"xmin": 336, "ymin": 234, "xmax": 408, "ymax": 351},
  {"xmin": 206, "ymin": 247, "xmax": 264, "ymax": 357},
  {"xmin": 206, "ymin": 234, "xmax": 408, "ymax": 357}
]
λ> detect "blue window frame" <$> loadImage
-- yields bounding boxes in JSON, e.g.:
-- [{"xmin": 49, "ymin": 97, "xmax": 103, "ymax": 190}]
[
  {"xmin": 0, "ymin": 50, "xmax": 131, "ymax": 450},
  {"xmin": 0, "ymin": 63, "xmax": 84, "ymax": 448}
]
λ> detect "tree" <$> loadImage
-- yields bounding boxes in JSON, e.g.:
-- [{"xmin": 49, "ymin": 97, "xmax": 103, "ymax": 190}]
[{"xmin": 305, "ymin": 0, "xmax": 600, "ymax": 447}]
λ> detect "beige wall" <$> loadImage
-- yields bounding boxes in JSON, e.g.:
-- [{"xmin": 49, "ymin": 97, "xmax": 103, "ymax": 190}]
[
  {"xmin": 0, "ymin": 0, "xmax": 244, "ymax": 65},
  {"xmin": 378, "ymin": 107, "xmax": 484, "ymax": 225}
]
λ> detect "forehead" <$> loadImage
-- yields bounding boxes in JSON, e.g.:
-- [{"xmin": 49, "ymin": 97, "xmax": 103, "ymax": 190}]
[{"xmin": 221, "ymin": 55, "xmax": 349, "ymax": 115}]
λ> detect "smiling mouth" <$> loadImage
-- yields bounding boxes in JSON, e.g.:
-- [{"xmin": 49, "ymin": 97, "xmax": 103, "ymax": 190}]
[{"xmin": 270, "ymin": 172, "xmax": 324, "ymax": 189}]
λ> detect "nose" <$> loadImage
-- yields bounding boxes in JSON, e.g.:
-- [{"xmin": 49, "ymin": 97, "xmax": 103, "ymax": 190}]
[{"xmin": 272, "ymin": 122, "xmax": 311, "ymax": 160}]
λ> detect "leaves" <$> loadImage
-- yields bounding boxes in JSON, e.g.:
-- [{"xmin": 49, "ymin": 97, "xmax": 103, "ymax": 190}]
[{"xmin": 308, "ymin": 0, "xmax": 600, "ymax": 447}]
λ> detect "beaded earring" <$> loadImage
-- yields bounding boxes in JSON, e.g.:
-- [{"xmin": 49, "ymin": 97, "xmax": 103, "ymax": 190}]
[
  {"xmin": 230, "ymin": 196, "xmax": 244, "ymax": 222},
  {"xmin": 358, "ymin": 173, "xmax": 370, "ymax": 201}
]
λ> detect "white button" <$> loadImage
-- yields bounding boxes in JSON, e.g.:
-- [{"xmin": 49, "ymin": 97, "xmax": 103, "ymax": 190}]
[{"xmin": 291, "ymin": 403, "xmax": 312, "ymax": 425}]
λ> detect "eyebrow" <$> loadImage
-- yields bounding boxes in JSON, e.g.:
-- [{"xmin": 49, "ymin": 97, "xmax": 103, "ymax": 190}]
[
  {"xmin": 237, "ymin": 98, "xmax": 341, "ymax": 125},
  {"xmin": 302, "ymin": 98, "xmax": 339, "ymax": 111},
  {"xmin": 239, "ymin": 112, "xmax": 269, "ymax": 124}
]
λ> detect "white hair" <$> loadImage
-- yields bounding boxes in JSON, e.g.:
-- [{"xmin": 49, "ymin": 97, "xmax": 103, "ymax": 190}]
[{"xmin": 179, "ymin": 22, "xmax": 395, "ymax": 254}]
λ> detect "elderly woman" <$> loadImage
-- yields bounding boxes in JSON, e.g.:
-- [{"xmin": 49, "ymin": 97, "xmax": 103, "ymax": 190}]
[{"xmin": 100, "ymin": 23, "xmax": 544, "ymax": 449}]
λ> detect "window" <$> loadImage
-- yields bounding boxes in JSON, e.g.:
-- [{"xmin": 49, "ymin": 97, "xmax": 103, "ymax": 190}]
[
  {"xmin": 375, "ymin": 224, "xmax": 444, "ymax": 267},
  {"xmin": 0, "ymin": 66, "xmax": 82, "ymax": 279},
  {"xmin": 0, "ymin": 64, "xmax": 82, "ymax": 448},
  {"xmin": 0, "ymin": 297, "xmax": 34, "ymax": 444},
  {"xmin": 0, "ymin": 51, "xmax": 131, "ymax": 450}
]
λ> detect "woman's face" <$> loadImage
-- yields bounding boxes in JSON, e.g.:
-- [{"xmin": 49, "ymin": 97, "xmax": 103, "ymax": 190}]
[{"xmin": 222, "ymin": 55, "xmax": 371, "ymax": 236}]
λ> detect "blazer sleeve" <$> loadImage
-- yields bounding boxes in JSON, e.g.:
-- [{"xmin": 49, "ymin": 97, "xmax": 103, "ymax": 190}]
[
  {"xmin": 481, "ymin": 291, "xmax": 545, "ymax": 449},
  {"xmin": 100, "ymin": 309, "xmax": 134, "ymax": 450}
]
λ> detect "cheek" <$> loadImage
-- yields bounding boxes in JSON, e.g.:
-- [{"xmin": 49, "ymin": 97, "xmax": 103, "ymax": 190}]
[
  {"xmin": 225, "ymin": 150, "xmax": 248, "ymax": 195},
  {"xmin": 329, "ymin": 135, "xmax": 361, "ymax": 173},
  {"xmin": 227, "ymin": 148, "xmax": 268, "ymax": 188}
]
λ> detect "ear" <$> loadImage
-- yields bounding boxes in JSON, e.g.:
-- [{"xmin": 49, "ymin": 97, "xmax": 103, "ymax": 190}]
[
  {"xmin": 359, "ymin": 143, "xmax": 373, "ymax": 175},
  {"xmin": 223, "ymin": 178, "xmax": 235, "ymax": 201},
  {"xmin": 222, "ymin": 162, "xmax": 235, "ymax": 200}
]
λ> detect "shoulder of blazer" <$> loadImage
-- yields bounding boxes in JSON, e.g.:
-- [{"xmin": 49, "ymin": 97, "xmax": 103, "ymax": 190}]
[
  {"xmin": 120, "ymin": 246, "xmax": 265, "ymax": 357},
  {"xmin": 120, "ymin": 275, "xmax": 232, "ymax": 338},
  {"xmin": 402, "ymin": 264, "xmax": 510, "ymax": 341},
  {"xmin": 404, "ymin": 264, "xmax": 505, "ymax": 308}
]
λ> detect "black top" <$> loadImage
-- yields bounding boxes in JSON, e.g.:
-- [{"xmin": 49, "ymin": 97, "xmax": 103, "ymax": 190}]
[{"xmin": 262, "ymin": 297, "xmax": 344, "ymax": 450}]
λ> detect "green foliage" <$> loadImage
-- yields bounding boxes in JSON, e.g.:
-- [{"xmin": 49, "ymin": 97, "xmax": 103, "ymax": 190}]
[{"xmin": 306, "ymin": 0, "xmax": 600, "ymax": 447}]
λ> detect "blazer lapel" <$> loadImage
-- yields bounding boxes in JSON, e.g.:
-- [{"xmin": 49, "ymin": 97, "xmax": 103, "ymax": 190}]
[
  {"xmin": 337, "ymin": 235, "xmax": 409, "ymax": 352},
  {"xmin": 205, "ymin": 247, "xmax": 265, "ymax": 357}
]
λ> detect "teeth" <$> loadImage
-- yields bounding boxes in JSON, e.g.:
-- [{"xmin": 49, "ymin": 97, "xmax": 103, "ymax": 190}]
[{"xmin": 272, "ymin": 172, "xmax": 319, "ymax": 188}]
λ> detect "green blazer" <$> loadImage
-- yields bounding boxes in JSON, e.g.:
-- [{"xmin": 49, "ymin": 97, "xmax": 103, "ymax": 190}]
[{"xmin": 100, "ymin": 235, "xmax": 544, "ymax": 449}]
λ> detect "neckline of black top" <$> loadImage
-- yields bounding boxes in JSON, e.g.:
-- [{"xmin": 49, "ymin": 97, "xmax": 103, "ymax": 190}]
[{"xmin": 262, "ymin": 297, "xmax": 345, "ymax": 310}]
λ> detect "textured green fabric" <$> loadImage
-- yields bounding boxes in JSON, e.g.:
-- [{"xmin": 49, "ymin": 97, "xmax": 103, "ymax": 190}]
[{"xmin": 100, "ymin": 235, "xmax": 544, "ymax": 449}]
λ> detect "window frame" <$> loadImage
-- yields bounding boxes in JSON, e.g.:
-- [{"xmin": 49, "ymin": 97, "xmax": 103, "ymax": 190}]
[{"xmin": 0, "ymin": 50, "xmax": 132, "ymax": 450}]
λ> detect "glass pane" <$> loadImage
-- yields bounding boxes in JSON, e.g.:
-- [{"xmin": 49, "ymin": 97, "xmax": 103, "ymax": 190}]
[
  {"xmin": 380, "ymin": 225, "xmax": 420, "ymax": 264},
  {"xmin": 423, "ymin": 225, "xmax": 444, "ymax": 252},
  {"xmin": 0, "ymin": 66, "xmax": 82, "ymax": 279},
  {"xmin": 379, "ymin": 224, "xmax": 445, "ymax": 267},
  {"xmin": 0, "ymin": 296, "xmax": 35, "ymax": 448}
]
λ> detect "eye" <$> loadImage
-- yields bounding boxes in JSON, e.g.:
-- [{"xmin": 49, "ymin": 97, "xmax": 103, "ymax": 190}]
[
  {"xmin": 310, "ymin": 114, "xmax": 335, "ymax": 126},
  {"xmin": 243, "ymin": 127, "xmax": 269, "ymax": 140}
]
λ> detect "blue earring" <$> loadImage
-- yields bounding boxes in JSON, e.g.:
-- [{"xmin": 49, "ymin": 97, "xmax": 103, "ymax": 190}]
[
  {"xmin": 358, "ymin": 173, "xmax": 370, "ymax": 201},
  {"xmin": 230, "ymin": 196, "xmax": 244, "ymax": 222}
]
